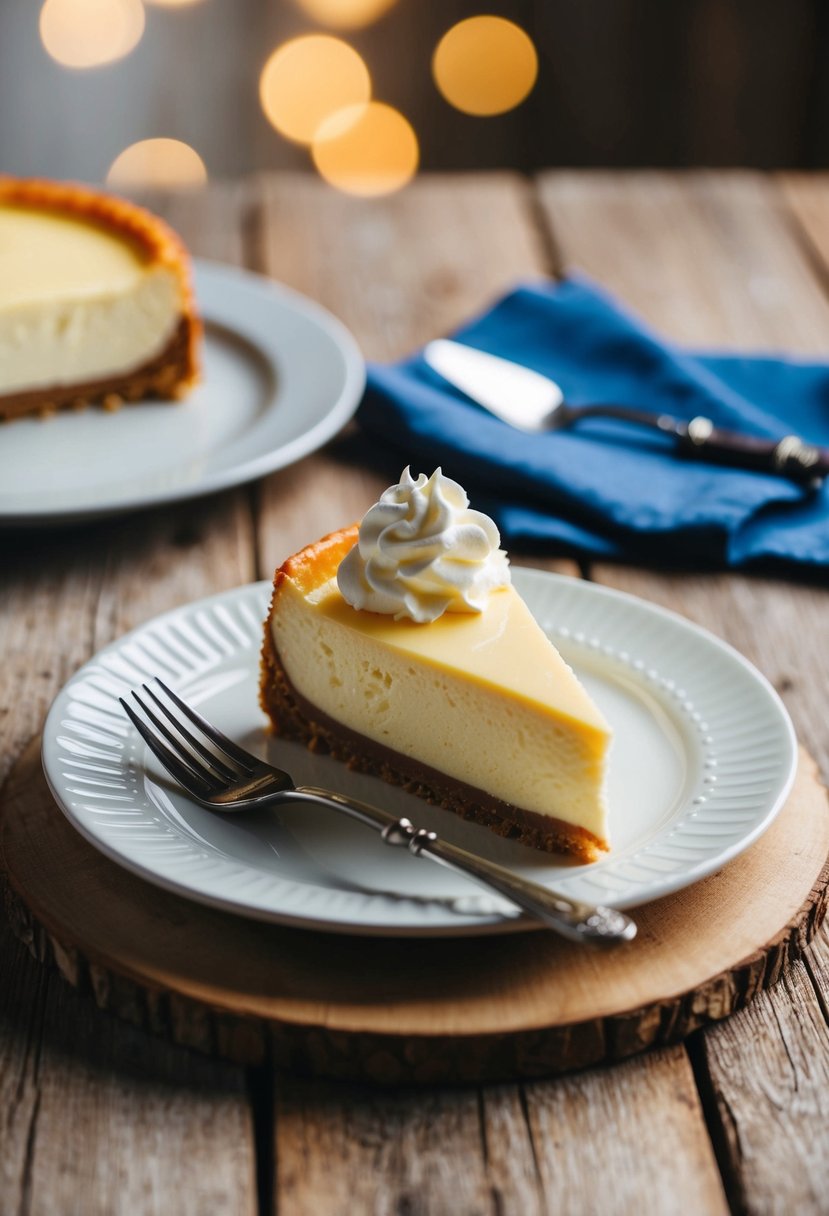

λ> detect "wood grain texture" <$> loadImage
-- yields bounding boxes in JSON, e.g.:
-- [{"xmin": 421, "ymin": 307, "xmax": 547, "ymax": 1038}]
[
  {"xmin": 695, "ymin": 954, "xmax": 829, "ymax": 1214},
  {"xmin": 256, "ymin": 173, "xmax": 548, "ymax": 361},
  {"xmin": 0, "ymin": 899, "xmax": 257, "ymax": 1216},
  {"xmin": 0, "ymin": 182, "xmax": 259, "ymax": 1216},
  {"xmin": 519, "ymin": 1047, "xmax": 729, "ymax": 1216},
  {"xmin": 781, "ymin": 172, "xmax": 829, "ymax": 274},
  {"xmin": 273, "ymin": 1048, "xmax": 728, "ymax": 1216},
  {"xmin": 538, "ymin": 168, "xmax": 829, "ymax": 1215},
  {"xmin": 3, "ymin": 739, "xmax": 827, "ymax": 1087},
  {"xmin": 539, "ymin": 170, "xmax": 829, "ymax": 347},
  {"xmin": 0, "ymin": 916, "xmax": 44, "ymax": 1215},
  {"xmin": 0, "ymin": 907, "xmax": 257, "ymax": 1216},
  {"xmin": 273, "ymin": 1080, "xmax": 498, "ymax": 1216}
]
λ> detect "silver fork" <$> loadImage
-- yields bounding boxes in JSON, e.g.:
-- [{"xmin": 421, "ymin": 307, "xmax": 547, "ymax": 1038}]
[{"xmin": 119, "ymin": 678, "xmax": 637, "ymax": 945}]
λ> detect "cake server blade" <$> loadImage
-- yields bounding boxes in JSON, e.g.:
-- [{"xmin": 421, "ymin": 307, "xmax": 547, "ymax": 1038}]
[
  {"xmin": 422, "ymin": 339, "xmax": 829, "ymax": 481},
  {"xmin": 423, "ymin": 339, "xmax": 563, "ymax": 431}
]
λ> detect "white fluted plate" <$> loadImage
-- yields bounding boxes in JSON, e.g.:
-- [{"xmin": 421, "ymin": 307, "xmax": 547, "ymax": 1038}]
[
  {"xmin": 0, "ymin": 261, "xmax": 365, "ymax": 525},
  {"xmin": 41, "ymin": 572, "xmax": 797, "ymax": 936}
]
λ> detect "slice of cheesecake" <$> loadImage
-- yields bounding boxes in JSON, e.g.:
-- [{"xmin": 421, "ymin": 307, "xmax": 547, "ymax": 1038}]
[
  {"xmin": 260, "ymin": 525, "xmax": 612, "ymax": 861},
  {"xmin": 0, "ymin": 178, "xmax": 200, "ymax": 421}
]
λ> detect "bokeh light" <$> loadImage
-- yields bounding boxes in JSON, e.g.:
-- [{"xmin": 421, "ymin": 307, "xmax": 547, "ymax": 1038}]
[
  {"xmin": 432, "ymin": 16, "xmax": 538, "ymax": 117},
  {"xmin": 106, "ymin": 138, "xmax": 208, "ymax": 188},
  {"xmin": 291, "ymin": 0, "xmax": 397, "ymax": 30},
  {"xmin": 39, "ymin": 0, "xmax": 145, "ymax": 70},
  {"xmin": 259, "ymin": 36, "xmax": 371, "ymax": 146},
  {"xmin": 312, "ymin": 102, "xmax": 418, "ymax": 197}
]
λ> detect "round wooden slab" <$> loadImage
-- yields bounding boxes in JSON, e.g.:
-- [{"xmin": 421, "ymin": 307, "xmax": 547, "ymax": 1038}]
[{"xmin": 2, "ymin": 738, "xmax": 828, "ymax": 1084}]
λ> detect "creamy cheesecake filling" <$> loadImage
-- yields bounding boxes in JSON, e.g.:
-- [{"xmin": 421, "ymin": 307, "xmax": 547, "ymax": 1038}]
[
  {"xmin": 0, "ymin": 203, "xmax": 183, "ymax": 395},
  {"xmin": 0, "ymin": 205, "xmax": 151, "ymax": 305},
  {"xmin": 0, "ymin": 266, "xmax": 181, "ymax": 394},
  {"xmin": 271, "ymin": 574, "xmax": 611, "ymax": 841}
]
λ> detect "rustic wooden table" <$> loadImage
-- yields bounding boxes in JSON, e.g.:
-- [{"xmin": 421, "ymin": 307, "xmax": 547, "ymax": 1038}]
[{"xmin": 2, "ymin": 171, "xmax": 829, "ymax": 1215}]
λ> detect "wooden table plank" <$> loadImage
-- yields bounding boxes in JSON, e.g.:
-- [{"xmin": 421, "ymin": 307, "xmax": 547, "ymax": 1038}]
[
  {"xmin": 274, "ymin": 1081, "xmax": 503, "ymax": 1216},
  {"xmin": 0, "ymin": 918, "xmax": 256, "ymax": 1216},
  {"xmin": 0, "ymin": 918, "xmax": 44, "ymax": 1214},
  {"xmin": 518, "ymin": 1048, "xmax": 728, "ymax": 1216},
  {"xmin": 256, "ymin": 173, "xmax": 549, "ymax": 363},
  {"xmin": 246, "ymin": 172, "xmax": 730, "ymax": 1213},
  {"xmin": 538, "ymin": 168, "xmax": 829, "ymax": 1215},
  {"xmin": 778, "ymin": 172, "xmax": 829, "ymax": 276},
  {"xmin": 0, "ymin": 182, "xmax": 260, "ymax": 1216},
  {"xmin": 694, "ymin": 957, "xmax": 829, "ymax": 1215},
  {"xmin": 272, "ymin": 1048, "xmax": 727, "ymax": 1216},
  {"xmin": 538, "ymin": 170, "xmax": 829, "ymax": 348}
]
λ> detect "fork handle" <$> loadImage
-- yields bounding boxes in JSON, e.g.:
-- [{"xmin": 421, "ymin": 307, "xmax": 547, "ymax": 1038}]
[
  {"xmin": 407, "ymin": 829, "xmax": 635, "ymax": 944},
  {"xmin": 570, "ymin": 405, "xmax": 829, "ymax": 484},
  {"xmin": 291, "ymin": 788, "xmax": 636, "ymax": 945}
]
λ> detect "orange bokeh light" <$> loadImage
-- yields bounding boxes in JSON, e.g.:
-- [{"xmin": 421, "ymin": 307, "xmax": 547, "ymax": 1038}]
[
  {"xmin": 432, "ymin": 16, "xmax": 538, "ymax": 117},
  {"xmin": 312, "ymin": 102, "xmax": 418, "ymax": 197},
  {"xmin": 40, "ymin": 0, "xmax": 145, "ymax": 70},
  {"xmin": 106, "ymin": 138, "xmax": 208, "ymax": 188},
  {"xmin": 291, "ymin": 0, "xmax": 397, "ymax": 30},
  {"xmin": 259, "ymin": 35, "xmax": 371, "ymax": 146}
]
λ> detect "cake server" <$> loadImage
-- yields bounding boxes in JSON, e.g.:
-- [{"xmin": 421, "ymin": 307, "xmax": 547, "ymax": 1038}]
[
  {"xmin": 119, "ymin": 677, "xmax": 637, "ymax": 946},
  {"xmin": 423, "ymin": 338, "xmax": 829, "ymax": 484}
]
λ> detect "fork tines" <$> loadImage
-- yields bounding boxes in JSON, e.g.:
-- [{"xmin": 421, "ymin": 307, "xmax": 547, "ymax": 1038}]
[{"xmin": 119, "ymin": 677, "xmax": 256, "ymax": 799}]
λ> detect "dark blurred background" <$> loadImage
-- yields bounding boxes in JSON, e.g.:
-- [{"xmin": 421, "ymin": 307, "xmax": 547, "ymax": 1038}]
[{"xmin": 1, "ymin": 0, "xmax": 827, "ymax": 189}]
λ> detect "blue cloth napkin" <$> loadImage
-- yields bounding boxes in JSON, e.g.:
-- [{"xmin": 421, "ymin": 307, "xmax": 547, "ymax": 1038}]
[{"xmin": 358, "ymin": 275, "xmax": 829, "ymax": 573}]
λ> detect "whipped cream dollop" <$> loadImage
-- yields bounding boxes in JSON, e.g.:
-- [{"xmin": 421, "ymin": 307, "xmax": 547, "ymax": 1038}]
[{"xmin": 337, "ymin": 467, "xmax": 511, "ymax": 623}]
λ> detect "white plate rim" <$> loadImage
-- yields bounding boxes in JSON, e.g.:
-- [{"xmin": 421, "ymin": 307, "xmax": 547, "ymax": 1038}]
[
  {"xmin": 41, "ymin": 571, "xmax": 798, "ymax": 936},
  {"xmin": 0, "ymin": 259, "xmax": 366, "ymax": 525}
]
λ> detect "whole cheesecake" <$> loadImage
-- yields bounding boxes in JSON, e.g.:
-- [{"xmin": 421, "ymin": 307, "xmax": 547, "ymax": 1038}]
[
  {"xmin": 0, "ymin": 177, "xmax": 200, "ymax": 420},
  {"xmin": 260, "ymin": 470, "xmax": 612, "ymax": 861}
]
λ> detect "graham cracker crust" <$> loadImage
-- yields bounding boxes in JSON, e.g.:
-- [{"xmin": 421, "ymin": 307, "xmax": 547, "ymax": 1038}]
[{"xmin": 259, "ymin": 599, "xmax": 606, "ymax": 864}]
